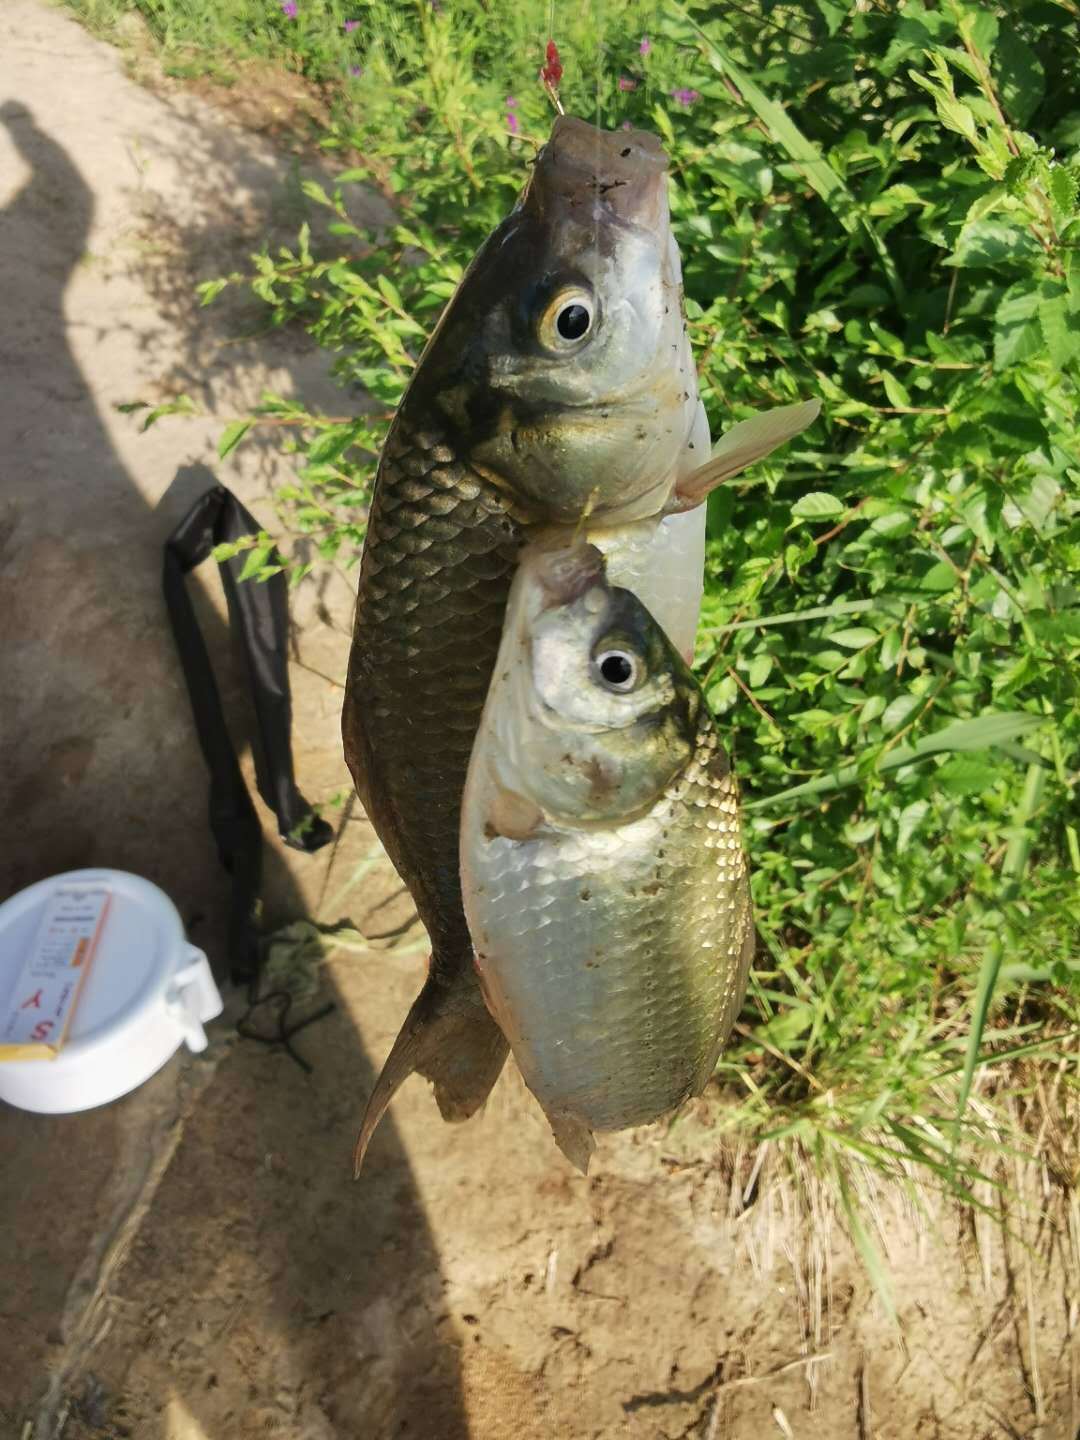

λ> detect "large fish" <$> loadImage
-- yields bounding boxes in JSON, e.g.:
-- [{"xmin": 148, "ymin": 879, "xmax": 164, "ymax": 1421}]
[
  {"xmin": 344, "ymin": 115, "xmax": 814, "ymax": 1169},
  {"xmin": 460, "ymin": 541, "xmax": 754, "ymax": 1172}
]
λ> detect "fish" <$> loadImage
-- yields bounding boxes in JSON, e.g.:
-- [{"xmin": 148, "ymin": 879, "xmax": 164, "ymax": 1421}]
[
  {"xmin": 343, "ymin": 113, "xmax": 814, "ymax": 1171},
  {"xmin": 460, "ymin": 540, "xmax": 754, "ymax": 1173}
]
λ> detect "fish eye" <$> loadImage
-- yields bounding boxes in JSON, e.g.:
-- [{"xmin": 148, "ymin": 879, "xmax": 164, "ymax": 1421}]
[
  {"xmin": 557, "ymin": 303, "xmax": 590, "ymax": 339},
  {"xmin": 595, "ymin": 648, "xmax": 639, "ymax": 692},
  {"xmin": 537, "ymin": 287, "xmax": 596, "ymax": 352}
]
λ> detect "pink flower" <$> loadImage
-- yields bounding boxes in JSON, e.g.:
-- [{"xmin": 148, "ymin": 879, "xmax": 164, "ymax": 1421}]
[
  {"xmin": 279, "ymin": 0, "xmax": 297, "ymax": 16},
  {"xmin": 343, "ymin": 18, "xmax": 359, "ymax": 31},
  {"xmin": 639, "ymin": 36, "xmax": 650, "ymax": 55},
  {"xmin": 506, "ymin": 95, "xmax": 517, "ymax": 108},
  {"xmin": 671, "ymin": 87, "xmax": 700, "ymax": 107},
  {"xmin": 622, "ymin": 121, "xmax": 633, "ymax": 131},
  {"xmin": 507, "ymin": 112, "xmax": 520, "ymax": 135},
  {"xmin": 618, "ymin": 76, "xmax": 637, "ymax": 92}
]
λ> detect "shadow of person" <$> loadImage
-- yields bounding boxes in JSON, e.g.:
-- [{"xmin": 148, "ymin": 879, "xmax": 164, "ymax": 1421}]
[{"xmin": 0, "ymin": 102, "xmax": 466, "ymax": 1440}]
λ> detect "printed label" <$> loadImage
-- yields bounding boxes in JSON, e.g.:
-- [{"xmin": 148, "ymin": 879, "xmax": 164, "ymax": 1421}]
[{"xmin": 0, "ymin": 887, "xmax": 111, "ymax": 1060}]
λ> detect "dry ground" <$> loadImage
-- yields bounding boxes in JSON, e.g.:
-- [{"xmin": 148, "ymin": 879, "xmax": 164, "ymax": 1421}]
[{"xmin": 1, "ymin": 3, "xmax": 1076, "ymax": 1436}]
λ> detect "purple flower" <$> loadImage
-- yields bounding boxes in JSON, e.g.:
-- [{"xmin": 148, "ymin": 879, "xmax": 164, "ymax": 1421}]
[
  {"xmin": 506, "ymin": 95, "xmax": 517, "ymax": 108},
  {"xmin": 622, "ymin": 121, "xmax": 633, "ymax": 130},
  {"xmin": 349, "ymin": 65, "xmax": 362, "ymax": 77},
  {"xmin": 671, "ymin": 87, "xmax": 700, "ymax": 107},
  {"xmin": 639, "ymin": 36, "xmax": 651, "ymax": 55},
  {"xmin": 343, "ymin": 18, "xmax": 359, "ymax": 31},
  {"xmin": 507, "ymin": 112, "xmax": 520, "ymax": 135},
  {"xmin": 618, "ymin": 75, "xmax": 637, "ymax": 92},
  {"xmin": 279, "ymin": 0, "xmax": 297, "ymax": 16}
]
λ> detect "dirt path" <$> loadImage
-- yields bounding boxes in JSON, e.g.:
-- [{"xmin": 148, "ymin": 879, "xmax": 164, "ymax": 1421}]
[{"xmin": 1, "ymin": 4, "xmax": 1076, "ymax": 1437}]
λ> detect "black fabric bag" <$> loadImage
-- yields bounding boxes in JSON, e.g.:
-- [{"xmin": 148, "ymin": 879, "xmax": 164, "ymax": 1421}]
[{"xmin": 162, "ymin": 484, "xmax": 333, "ymax": 988}]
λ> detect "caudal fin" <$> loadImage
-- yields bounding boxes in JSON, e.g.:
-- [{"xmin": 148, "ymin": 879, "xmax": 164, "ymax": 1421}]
[{"xmin": 353, "ymin": 966, "xmax": 509, "ymax": 1176}]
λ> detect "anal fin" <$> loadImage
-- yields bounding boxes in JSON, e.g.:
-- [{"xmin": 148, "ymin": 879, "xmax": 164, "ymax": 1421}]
[{"xmin": 540, "ymin": 1104, "xmax": 596, "ymax": 1175}]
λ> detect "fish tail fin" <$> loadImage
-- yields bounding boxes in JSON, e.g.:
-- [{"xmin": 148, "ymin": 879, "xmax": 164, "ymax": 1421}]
[{"xmin": 353, "ymin": 964, "xmax": 508, "ymax": 1176}]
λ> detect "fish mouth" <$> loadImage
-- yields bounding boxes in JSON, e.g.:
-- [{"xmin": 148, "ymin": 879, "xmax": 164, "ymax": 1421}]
[
  {"xmin": 523, "ymin": 539, "xmax": 608, "ymax": 608},
  {"xmin": 526, "ymin": 115, "xmax": 669, "ymax": 231}
]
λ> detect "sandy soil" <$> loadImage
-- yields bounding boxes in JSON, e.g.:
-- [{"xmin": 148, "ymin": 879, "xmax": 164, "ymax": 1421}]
[{"xmin": 1, "ymin": 4, "xmax": 1077, "ymax": 1437}]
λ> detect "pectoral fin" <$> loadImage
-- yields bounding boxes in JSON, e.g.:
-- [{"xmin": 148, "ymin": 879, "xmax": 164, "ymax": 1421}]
[
  {"xmin": 669, "ymin": 398, "xmax": 821, "ymax": 513},
  {"xmin": 484, "ymin": 785, "xmax": 544, "ymax": 841}
]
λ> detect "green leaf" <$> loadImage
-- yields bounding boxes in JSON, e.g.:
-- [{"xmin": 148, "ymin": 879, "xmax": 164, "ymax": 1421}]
[
  {"xmin": 377, "ymin": 273, "xmax": 405, "ymax": 310},
  {"xmin": 993, "ymin": 32, "xmax": 1045, "ymax": 126},
  {"xmin": 916, "ymin": 561, "xmax": 959, "ymax": 593},
  {"xmin": 936, "ymin": 755, "xmax": 999, "ymax": 795},
  {"xmin": 953, "ymin": 764, "xmax": 1047, "ymax": 1152},
  {"xmin": 307, "ymin": 426, "xmax": 356, "ymax": 464},
  {"xmin": 218, "ymin": 420, "xmax": 252, "ymax": 459},
  {"xmin": 814, "ymin": 0, "xmax": 846, "ymax": 36},
  {"xmin": 826, "ymin": 627, "xmax": 879, "ymax": 649},
  {"xmin": 962, "ymin": 10, "xmax": 999, "ymax": 59},
  {"xmin": 881, "ymin": 371, "xmax": 912, "ymax": 408},
  {"xmin": 838, "ymin": 1171, "xmax": 898, "ymax": 1330},
  {"xmin": 791, "ymin": 491, "xmax": 845, "ymax": 520},
  {"xmin": 946, "ymin": 220, "xmax": 1040, "ymax": 269},
  {"xmin": 1014, "ymin": 473, "xmax": 1060, "ymax": 531},
  {"xmin": 237, "ymin": 541, "xmax": 275, "ymax": 582},
  {"xmin": 650, "ymin": 103, "xmax": 676, "ymax": 147},
  {"xmin": 1049, "ymin": 165, "xmax": 1079, "ymax": 220},
  {"xmin": 897, "ymin": 799, "xmax": 929, "ymax": 852},
  {"xmin": 1038, "ymin": 286, "xmax": 1080, "ymax": 368},
  {"xmin": 197, "ymin": 278, "xmax": 228, "ymax": 307},
  {"xmin": 882, "ymin": 694, "xmax": 920, "ymax": 732},
  {"xmin": 300, "ymin": 179, "xmax": 334, "ymax": 209},
  {"xmin": 994, "ymin": 282, "xmax": 1043, "ymax": 369},
  {"xmin": 139, "ymin": 394, "xmax": 197, "ymax": 431},
  {"xmin": 935, "ymin": 95, "xmax": 978, "ymax": 143}
]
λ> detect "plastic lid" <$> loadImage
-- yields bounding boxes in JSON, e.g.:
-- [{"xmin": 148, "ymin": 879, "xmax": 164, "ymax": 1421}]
[{"xmin": 0, "ymin": 869, "xmax": 184, "ymax": 1053}]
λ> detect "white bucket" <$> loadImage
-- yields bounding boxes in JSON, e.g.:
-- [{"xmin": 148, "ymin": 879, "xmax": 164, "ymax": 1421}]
[{"xmin": 0, "ymin": 869, "xmax": 223, "ymax": 1114}]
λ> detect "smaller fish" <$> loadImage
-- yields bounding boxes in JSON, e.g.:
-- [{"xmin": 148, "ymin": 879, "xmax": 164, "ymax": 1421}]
[{"xmin": 460, "ymin": 542, "xmax": 754, "ymax": 1172}]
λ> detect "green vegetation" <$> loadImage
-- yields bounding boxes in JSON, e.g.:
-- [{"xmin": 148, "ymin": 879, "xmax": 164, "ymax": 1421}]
[
  {"xmin": 61, "ymin": 0, "xmax": 370, "ymax": 88},
  {"xmin": 75, "ymin": 0, "xmax": 1080, "ymax": 1236}
]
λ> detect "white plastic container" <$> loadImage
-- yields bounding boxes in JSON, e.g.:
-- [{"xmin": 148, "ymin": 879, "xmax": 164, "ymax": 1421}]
[{"xmin": 0, "ymin": 869, "xmax": 223, "ymax": 1114}]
